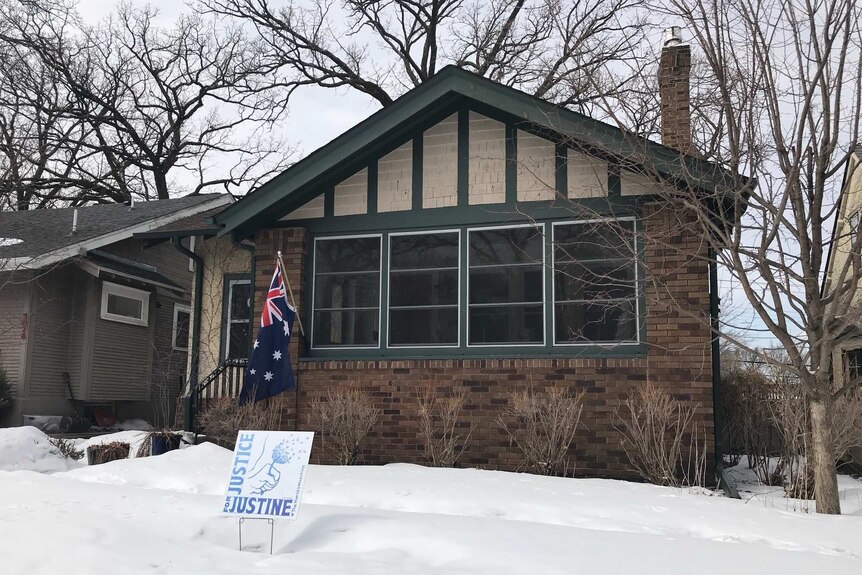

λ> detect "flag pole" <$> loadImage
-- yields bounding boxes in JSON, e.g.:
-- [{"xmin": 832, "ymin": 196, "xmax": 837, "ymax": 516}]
[{"xmin": 276, "ymin": 250, "xmax": 305, "ymax": 337}]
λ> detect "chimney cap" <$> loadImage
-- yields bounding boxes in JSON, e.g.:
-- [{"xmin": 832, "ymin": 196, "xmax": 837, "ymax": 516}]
[{"xmin": 664, "ymin": 26, "xmax": 683, "ymax": 47}]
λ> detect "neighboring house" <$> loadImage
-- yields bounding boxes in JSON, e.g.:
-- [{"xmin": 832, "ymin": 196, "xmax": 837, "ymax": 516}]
[
  {"xmin": 823, "ymin": 145, "xmax": 862, "ymax": 466},
  {"xmin": 0, "ymin": 195, "xmax": 231, "ymax": 427},
  {"xmin": 148, "ymin": 34, "xmax": 744, "ymax": 478}
]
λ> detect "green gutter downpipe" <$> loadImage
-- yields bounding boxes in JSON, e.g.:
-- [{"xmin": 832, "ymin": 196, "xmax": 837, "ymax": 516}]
[
  {"xmin": 709, "ymin": 246, "xmax": 740, "ymax": 499},
  {"xmin": 172, "ymin": 236, "xmax": 203, "ymax": 432},
  {"xmin": 231, "ymin": 234, "xmax": 256, "ymax": 356}
]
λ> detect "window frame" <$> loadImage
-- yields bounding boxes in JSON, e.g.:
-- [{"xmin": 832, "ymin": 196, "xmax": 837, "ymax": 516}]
[
  {"xmin": 551, "ymin": 217, "xmax": 641, "ymax": 347},
  {"xmin": 386, "ymin": 228, "xmax": 462, "ymax": 349},
  {"xmin": 100, "ymin": 281, "xmax": 150, "ymax": 327},
  {"xmin": 465, "ymin": 222, "xmax": 547, "ymax": 348},
  {"xmin": 310, "ymin": 233, "xmax": 383, "ymax": 350},
  {"xmin": 222, "ymin": 276, "xmax": 252, "ymax": 361},
  {"xmin": 172, "ymin": 304, "xmax": 191, "ymax": 351}
]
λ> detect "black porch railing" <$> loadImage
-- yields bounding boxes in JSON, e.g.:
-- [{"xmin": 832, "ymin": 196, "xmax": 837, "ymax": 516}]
[{"xmin": 185, "ymin": 358, "xmax": 248, "ymax": 433}]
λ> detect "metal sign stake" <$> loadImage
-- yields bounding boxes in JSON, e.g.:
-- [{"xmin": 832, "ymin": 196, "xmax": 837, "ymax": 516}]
[{"xmin": 238, "ymin": 517, "xmax": 275, "ymax": 555}]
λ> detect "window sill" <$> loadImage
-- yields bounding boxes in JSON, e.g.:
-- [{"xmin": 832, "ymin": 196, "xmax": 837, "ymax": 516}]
[{"xmin": 298, "ymin": 343, "xmax": 647, "ymax": 362}]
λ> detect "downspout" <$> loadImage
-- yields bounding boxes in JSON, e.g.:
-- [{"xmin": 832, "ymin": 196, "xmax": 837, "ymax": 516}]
[
  {"xmin": 172, "ymin": 236, "xmax": 203, "ymax": 432},
  {"xmin": 231, "ymin": 234, "xmax": 255, "ymax": 354},
  {"xmin": 709, "ymin": 246, "xmax": 739, "ymax": 498}
]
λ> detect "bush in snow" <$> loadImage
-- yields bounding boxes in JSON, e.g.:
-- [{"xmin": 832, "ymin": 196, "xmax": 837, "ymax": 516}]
[
  {"xmin": 417, "ymin": 386, "xmax": 474, "ymax": 467},
  {"xmin": 0, "ymin": 368, "xmax": 12, "ymax": 414},
  {"xmin": 614, "ymin": 382, "xmax": 706, "ymax": 487},
  {"xmin": 497, "ymin": 387, "xmax": 585, "ymax": 476},
  {"xmin": 49, "ymin": 438, "xmax": 84, "ymax": 461},
  {"xmin": 311, "ymin": 388, "xmax": 379, "ymax": 465},
  {"xmin": 86, "ymin": 441, "xmax": 130, "ymax": 465},
  {"xmin": 198, "ymin": 397, "xmax": 282, "ymax": 449}
]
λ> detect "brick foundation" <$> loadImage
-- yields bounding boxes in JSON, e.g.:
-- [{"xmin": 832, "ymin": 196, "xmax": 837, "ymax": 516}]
[{"xmin": 252, "ymin": 203, "xmax": 715, "ymax": 478}]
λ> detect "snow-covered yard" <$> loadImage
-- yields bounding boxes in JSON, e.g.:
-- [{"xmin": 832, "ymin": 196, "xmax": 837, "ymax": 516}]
[{"xmin": 2, "ymin": 427, "xmax": 862, "ymax": 574}]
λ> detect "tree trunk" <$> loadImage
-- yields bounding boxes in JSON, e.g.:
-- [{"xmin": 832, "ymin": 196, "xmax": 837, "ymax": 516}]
[
  {"xmin": 154, "ymin": 171, "xmax": 169, "ymax": 200},
  {"xmin": 809, "ymin": 395, "xmax": 841, "ymax": 514}
]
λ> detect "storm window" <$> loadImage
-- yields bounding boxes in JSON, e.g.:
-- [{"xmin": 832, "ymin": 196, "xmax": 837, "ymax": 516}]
[
  {"xmin": 312, "ymin": 236, "xmax": 381, "ymax": 348},
  {"xmin": 552, "ymin": 220, "xmax": 638, "ymax": 344},
  {"xmin": 388, "ymin": 231, "xmax": 459, "ymax": 346},
  {"xmin": 468, "ymin": 226, "xmax": 545, "ymax": 345}
]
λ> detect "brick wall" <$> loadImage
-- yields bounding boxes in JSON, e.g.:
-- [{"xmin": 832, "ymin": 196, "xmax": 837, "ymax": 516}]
[{"xmin": 253, "ymin": 203, "xmax": 714, "ymax": 478}]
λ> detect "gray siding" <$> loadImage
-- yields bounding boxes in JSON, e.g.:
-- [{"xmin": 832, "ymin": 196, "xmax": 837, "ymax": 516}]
[
  {"xmin": 0, "ymin": 270, "xmax": 31, "ymax": 396},
  {"xmin": 26, "ymin": 266, "xmax": 77, "ymax": 398}
]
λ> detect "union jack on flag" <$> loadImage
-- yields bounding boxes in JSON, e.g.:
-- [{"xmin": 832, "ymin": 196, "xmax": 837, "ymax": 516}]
[
  {"xmin": 261, "ymin": 265, "xmax": 288, "ymax": 328},
  {"xmin": 239, "ymin": 262, "xmax": 296, "ymax": 404}
]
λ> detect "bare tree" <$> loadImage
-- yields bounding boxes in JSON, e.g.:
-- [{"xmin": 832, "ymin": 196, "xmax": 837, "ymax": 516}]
[
  {"xmin": 201, "ymin": 0, "xmax": 648, "ymax": 112},
  {"xmin": 0, "ymin": 0, "xmax": 293, "ymax": 207},
  {"xmin": 609, "ymin": 0, "xmax": 862, "ymax": 514}
]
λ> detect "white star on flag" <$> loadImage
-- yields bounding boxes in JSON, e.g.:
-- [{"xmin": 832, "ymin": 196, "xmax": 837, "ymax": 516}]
[
  {"xmin": 249, "ymin": 368, "xmax": 256, "ymax": 375},
  {"xmin": 283, "ymin": 321, "xmax": 290, "ymax": 336},
  {"xmin": 272, "ymin": 350, "xmax": 282, "ymax": 361},
  {"xmin": 264, "ymin": 371, "xmax": 274, "ymax": 381},
  {"xmin": 253, "ymin": 340, "xmax": 259, "ymax": 349}
]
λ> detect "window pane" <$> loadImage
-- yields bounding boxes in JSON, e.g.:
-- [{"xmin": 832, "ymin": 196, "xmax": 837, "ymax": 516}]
[
  {"xmin": 229, "ymin": 281, "xmax": 251, "ymax": 319},
  {"xmin": 469, "ymin": 304, "xmax": 544, "ymax": 344},
  {"xmin": 555, "ymin": 300, "xmax": 637, "ymax": 343},
  {"xmin": 227, "ymin": 322, "xmax": 250, "ymax": 359},
  {"xmin": 554, "ymin": 261, "xmax": 635, "ymax": 301},
  {"xmin": 390, "ymin": 269, "xmax": 457, "ymax": 307},
  {"xmin": 390, "ymin": 308, "xmax": 458, "ymax": 346},
  {"xmin": 554, "ymin": 221, "xmax": 635, "ymax": 262},
  {"xmin": 469, "ymin": 266, "xmax": 543, "ymax": 304},
  {"xmin": 313, "ymin": 310, "xmax": 379, "ymax": 347},
  {"xmin": 175, "ymin": 310, "xmax": 190, "ymax": 349},
  {"xmin": 315, "ymin": 274, "xmax": 380, "ymax": 309},
  {"xmin": 107, "ymin": 293, "xmax": 143, "ymax": 319},
  {"xmin": 391, "ymin": 233, "xmax": 458, "ymax": 269},
  {"xmin": 315, "ymin": 237, "xmax": 381, "ymax": 273},
  {"xmin": 313, "ymin": 236, "xmax": 382, "ymax": 348},
  {"xmin": 469, "ymin": 227, "xmax": 543, "ymax": 266}
]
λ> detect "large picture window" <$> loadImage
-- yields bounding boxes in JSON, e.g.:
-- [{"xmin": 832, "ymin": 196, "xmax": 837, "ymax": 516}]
[
  {"xmin": 312, "ymin": 235, "xmax": 381, "ymax": 348},
  {"xmin": 388, "ymin": 231, "xmax": 459, "ymax": 346},
  {"xmin": 468, "ymin": 226, "xmax": 545, "ymax": 345},
  {"xmin": 553, "ymin": 220, "xmax": 638, "ymax": 344}
]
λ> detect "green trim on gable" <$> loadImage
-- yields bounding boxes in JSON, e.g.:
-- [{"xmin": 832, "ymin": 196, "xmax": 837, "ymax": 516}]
[
  {"xmin": 457, "ymin": 107, "xmax": 469, "ymax": 208},
  {"xmin": 214, "ymin": 66, "xmax": 746, "ymax": 238}
]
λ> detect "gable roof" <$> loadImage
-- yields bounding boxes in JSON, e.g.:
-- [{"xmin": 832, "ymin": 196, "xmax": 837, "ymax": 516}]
[
  {"xmin": 214, "ymin": 65, "xmax": 746, "ymax": 237},
  {"xmin": 0, "ymin": 194, "xmax": 231, "ymax": 269}
]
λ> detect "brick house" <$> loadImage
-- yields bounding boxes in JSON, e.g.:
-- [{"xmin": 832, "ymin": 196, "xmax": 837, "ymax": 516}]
[{"xmin": 144, "ymin": 33, "xmax": 743, "ymax": 478}]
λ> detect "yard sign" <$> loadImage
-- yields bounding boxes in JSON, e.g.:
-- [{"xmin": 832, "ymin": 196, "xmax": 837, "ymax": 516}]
[{"xmin": 221, "ymin": 430, "xmax": 314, "ymax": 520}]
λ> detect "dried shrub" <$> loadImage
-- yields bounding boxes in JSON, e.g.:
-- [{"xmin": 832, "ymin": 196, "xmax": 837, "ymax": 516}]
[
  {"xmin": 614, "ymin": 382, "xmax": 705, "ymax": 487},
  {"xmin": 417, "ymin": 387, "xmax": 474, "ymax": 467},
  {"xmin": 87, "ymin": 441, "xmax": 130, "ymax": 465},
  {"xmin": 0, "ymin": 368, "xmax": 12, "ymax": 413},
  {"xmin": 49, "ymin": 437, "xmax": 84, "ymax": 461},
  {"xmin": 310, "ymin": 388, "xmax": 379, "ymax": 465},
  {"xmin": 198, "ymin": 397, "xmax": 282, "ymax": 448},
  {"xmin": 497, "ymin": 387, "xmax": 585, "ymax": 476},
  {"xmin": 721, "ymin": 365, "xmax": 781, "ymax": 483}
]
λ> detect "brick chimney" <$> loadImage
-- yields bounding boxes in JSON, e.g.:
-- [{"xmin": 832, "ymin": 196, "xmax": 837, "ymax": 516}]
[{"xmin": 659, "ymin": 26, "xmax": 693, "ymax": 154}]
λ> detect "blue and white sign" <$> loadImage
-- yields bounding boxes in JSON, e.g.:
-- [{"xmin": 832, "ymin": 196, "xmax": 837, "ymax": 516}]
[{"xmin": 222, "ymin": 430, "xmax": 314, "ymax": 520}]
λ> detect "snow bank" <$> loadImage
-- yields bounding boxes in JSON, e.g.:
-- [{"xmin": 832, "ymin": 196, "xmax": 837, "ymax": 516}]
[
  {"xmin": 0, "ymin": 427, "xmax": 80, "ymax": 473},
  {"xmin": 5, "ymin": 438, "xmax": 862, "ymax": 574}
]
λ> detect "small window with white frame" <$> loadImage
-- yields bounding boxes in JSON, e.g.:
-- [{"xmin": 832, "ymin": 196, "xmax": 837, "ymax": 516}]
[
  {"xmin": 173, "ymin": 304, "xmax": 191, "ymax": 351},
  {"xmin": 100, "ymin": 281, "xmax": 150, "ymax": 326}
]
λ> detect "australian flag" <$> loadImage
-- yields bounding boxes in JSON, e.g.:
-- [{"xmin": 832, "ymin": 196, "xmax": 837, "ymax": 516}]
[{"xmin": 239, "ymin": 263, "xmax": 296, "ymax": 404}]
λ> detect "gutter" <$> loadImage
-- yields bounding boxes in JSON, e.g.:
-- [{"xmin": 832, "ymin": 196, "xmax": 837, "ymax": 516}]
[
  {"xmin": 709, "ymin": 246, "xmax": 740, "ymax": 499},
  {"xmin": 231, "ymin": 233, "xmax": 256, "ymax": 355},
  {"xmin": 172, "ymin": 236, "xmax": 203, "ymax": 397}
]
